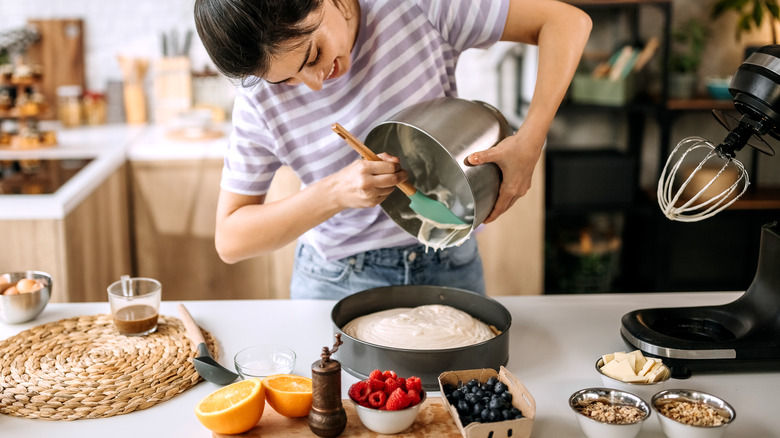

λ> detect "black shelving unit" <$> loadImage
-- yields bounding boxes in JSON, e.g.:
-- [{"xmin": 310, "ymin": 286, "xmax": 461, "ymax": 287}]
[{"xmin": 544, "ymin": 1, "xmax": 780, "ymax": 294}]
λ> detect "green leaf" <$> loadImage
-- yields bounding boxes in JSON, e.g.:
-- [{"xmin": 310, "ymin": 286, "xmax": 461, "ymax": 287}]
[
  {"xmin": 766, "ymin": 0, "xmax": 780, "ymax": 18},
  {"xmin": 753, "ymin": 1, "xmax": 765, "ymax": 25}
]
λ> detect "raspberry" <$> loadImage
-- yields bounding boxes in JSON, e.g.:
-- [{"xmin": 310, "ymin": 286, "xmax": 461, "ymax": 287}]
[
  {"xmin": 348, "ymin": 380, "xmax": 371, "ymax": 402},
  {"xmin": 407, "ymin": 388, "xmax": 421, "ymax": 406},
  {"xmin": 406, "ymin": 376, "xmax": 422, "ymax": 393},
  {"xmin": 382, "ymin": 370, "xmax": 398, "ymax": 380},
  {"xmin": 367, "ymin": 378, "xmax": 385, "ymax": 392},
  {"xmin": 368, "ymin": 390, "xmax": 387, "ymax": 408},
  {"xmin": 384, "ymin": 377, "xmax": 401, "ymax": 395},
  {"xmin": 396, "ymin": 377, "xmax": 406, "ymax": 391},
  {"xmin": 369, "ymin": 369, "xmax": 384, "ymax": 381},
  {"xmin": 385, "ymin": 388, "xmax": 411, "ymax": 411}
]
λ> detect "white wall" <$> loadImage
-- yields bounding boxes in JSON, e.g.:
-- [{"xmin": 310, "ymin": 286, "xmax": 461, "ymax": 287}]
[{"xmin": 0, "ymin": 0, "xmax": 212, "ymax": 92}]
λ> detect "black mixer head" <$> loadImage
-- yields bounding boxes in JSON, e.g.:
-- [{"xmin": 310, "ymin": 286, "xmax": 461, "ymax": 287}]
[{"xmin": 713, "ymin": 44, "xmax": 780, "ymax": 158}]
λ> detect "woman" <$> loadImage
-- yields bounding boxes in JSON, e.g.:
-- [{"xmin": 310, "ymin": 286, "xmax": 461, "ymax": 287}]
[{"xmin": 194, "ymin": 0, "xmax": 591, "ymax": 299}]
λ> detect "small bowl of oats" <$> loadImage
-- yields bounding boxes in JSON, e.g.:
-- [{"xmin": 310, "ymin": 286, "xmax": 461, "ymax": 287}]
[
  {"xmin": 569, "ymin": 387, "xmax": 651, "ymax": 438},
  {"xmin": 651, "ymin": 389, "xmax": 735, "ymax": 438}
]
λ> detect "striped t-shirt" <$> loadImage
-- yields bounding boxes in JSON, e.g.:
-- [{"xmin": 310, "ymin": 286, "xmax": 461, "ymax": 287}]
[{"xmin": 223, "ymin": 0, "xmax": 510, "ymax": 261}]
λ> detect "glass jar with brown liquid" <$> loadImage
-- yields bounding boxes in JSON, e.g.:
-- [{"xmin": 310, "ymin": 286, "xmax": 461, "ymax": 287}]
[{"xmin": 107, "ymin": 277, "xmax": 161, "ymax": 336}]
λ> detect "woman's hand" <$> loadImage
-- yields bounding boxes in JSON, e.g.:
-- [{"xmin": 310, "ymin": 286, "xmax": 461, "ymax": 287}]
[
  {"xmin": 331, "ymin": 152, "xmax": 408, "ymax": 209},
  {"xmin": 467, "ymin": 124, "xmax": 544, "ymax": 223}
]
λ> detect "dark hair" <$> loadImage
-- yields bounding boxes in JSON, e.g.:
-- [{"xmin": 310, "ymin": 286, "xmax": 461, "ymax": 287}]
[{"xmin": 194, "ymin": 0, "xmax": 324, "ymax": 86}]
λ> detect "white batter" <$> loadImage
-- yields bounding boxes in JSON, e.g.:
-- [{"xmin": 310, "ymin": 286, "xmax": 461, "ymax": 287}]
[{"xmin": 341, "ymin": 304, "xmax": 496, "ymax": 350}]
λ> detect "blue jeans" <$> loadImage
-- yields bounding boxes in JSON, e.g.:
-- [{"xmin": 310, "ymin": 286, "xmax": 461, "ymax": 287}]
[{"xmin": 290, "ymin": 238, "xmax": 485, "ymax": 300}]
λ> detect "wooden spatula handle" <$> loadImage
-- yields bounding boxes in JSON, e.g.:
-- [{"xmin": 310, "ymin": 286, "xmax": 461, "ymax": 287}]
[
  {"xmin": 178, "ymin": 303, "xmax": 207, "ymax": 350},
  {"xmin": 331, "ymin": 123, "xmax": 416, "ymax": 196}
]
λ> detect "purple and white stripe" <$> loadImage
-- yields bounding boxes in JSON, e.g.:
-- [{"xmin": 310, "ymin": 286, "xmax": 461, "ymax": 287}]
[{"xmin": 223, "ymin": 0, "xmax": 509, "ymax": 261}]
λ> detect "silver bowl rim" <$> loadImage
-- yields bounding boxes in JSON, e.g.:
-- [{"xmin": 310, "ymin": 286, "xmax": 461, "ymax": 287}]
[
  {"xmin": 651, "ymin": 388, "xmax": 736, "ymax": 427},
  {"xmin": 568, "ymin": 387, "xmax": 652, "ymax": 425},
  {"xmin": 595, "ymin": 357, "xmax": 671, "ymax": 386}
]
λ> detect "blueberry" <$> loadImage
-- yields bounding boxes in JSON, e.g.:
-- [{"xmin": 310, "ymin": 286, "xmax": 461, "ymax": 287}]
[
  {"xmin": 473, "ymin": 402, "xmax": 485, "ymax": 415},
  {"xmin": 466, "ymin": 378, "xmax": 479, "ymax": 388},
  {"xmin": 481, "ymin": 382, "xmax": 493, "ymax": 392},
  {"xmin": 457, "ymin": 400, "xmax": 470, "ymax": 415},
  {"xmin": 474, "ymin": 389, "xmax": 485, "ymax": 398},
  {"xmin": 486, "ymin": 377, "xmax": 499, "ymax": 387},
  {"xmin": 487, "ymin": 409, "xmax": 501, "ymax": 422},
  {"xmin": 443, "ymin": 383, "xmax": 456, "ymax": 396},
  {"xmin": 501, "ymin": 409, "xmax": 513, "ymax": 420},
  {"xmin": 464, "ymin": 392, "xmax": 478, "ymax": 405},
  {"xmin": 480, "ymin": 408, "xmax": 491, "ymax": 422},
  {"xmin": 488, "ymin": 397, "xmax": 504, "ymax": 411},
  {"xmin": 500, "ymin": 391, "xmax": 513, "ymax": 403},
  {"xmin": 494, "ymin": 382, "xmax": 507, "ymax": 394}
]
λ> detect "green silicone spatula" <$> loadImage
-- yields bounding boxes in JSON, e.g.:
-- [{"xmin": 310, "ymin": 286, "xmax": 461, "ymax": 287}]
[{"xmin": 332, "ymin": 123, "xmax": 466, "ymax": 226}]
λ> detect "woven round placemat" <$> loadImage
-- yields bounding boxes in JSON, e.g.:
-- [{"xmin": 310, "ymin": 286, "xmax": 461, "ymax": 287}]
[{"xmin": 0, "ymin": 314, "xmax": 218, "ymax": 421}]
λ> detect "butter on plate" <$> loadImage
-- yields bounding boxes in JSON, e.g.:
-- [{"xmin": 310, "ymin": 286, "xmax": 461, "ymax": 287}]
[{"xmin": 600, "ymin": 350, "xmax": 669, "ymax": 383}]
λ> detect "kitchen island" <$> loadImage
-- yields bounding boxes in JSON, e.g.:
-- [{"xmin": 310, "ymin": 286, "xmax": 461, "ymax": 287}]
[{"xmin": 0, "ymin": 292, "xmax": 775, "ymax": 437}]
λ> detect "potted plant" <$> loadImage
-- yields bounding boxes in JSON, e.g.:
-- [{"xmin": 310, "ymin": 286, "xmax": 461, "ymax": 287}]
[
  {"xmin": 668, "ymin": 18, "xmax": 710, "ymax": 99},
  {"xmin": 711, "ymin": 0, "xmax": 780, "ymax": 44}
]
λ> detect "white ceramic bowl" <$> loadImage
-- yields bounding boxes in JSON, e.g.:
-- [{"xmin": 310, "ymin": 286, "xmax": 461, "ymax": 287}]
[
  {"xmin": 569, "ymin": 387, "xmax": 651, "ymax": 438},
  {"xmin": 233, "ymin": 344, "xmax": 296, "ymax": 379},
  {"xmin": 351, "ymin": 391, "xmax": 426, "ymax": 434},
  {"xmin": 596, "ymin": 357, "xmax": 671, "ymax": 401},
  {"xmin": 0, "ymin": 271, "xmax": 52, "ymax": 324},
  {"xmin": 652, "ymin": 389, "xmax": 735, "ymax": 438}
]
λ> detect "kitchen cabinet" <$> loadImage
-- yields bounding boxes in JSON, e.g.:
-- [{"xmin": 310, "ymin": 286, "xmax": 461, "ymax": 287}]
[
  {"xmin": 129, "ymin": 158, "xmax": 298, "ymax": 300},
  {"xmin": 0, "ymin": 164, "xmax": 132, "ymax": 302}
]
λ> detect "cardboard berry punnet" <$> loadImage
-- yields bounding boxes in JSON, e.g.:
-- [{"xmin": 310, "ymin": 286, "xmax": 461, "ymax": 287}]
[{"xmin": 438, "ymin": 366, "xmax": 536, "ymax": 438}]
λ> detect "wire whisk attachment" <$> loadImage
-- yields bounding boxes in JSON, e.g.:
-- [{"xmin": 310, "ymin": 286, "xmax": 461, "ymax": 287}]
[{"xmin": 658, "ymin": 136, "xmax": 750, "ymax": 222}]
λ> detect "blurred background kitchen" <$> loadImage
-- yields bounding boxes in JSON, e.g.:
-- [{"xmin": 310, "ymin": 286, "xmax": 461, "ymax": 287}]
[{"xmin": 1, "ymin": 0, "xmax": 779, "ymax": 303}]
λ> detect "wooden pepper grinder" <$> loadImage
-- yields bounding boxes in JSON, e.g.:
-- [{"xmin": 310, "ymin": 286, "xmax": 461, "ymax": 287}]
[{"xmin": 308, "ymin": 334, "xmax": 347, "ymax": 437}]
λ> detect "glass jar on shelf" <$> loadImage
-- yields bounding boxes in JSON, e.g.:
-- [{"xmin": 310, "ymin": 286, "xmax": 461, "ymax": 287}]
[
  {"xmin": 56, "ymin": 85, "xmax": 83, "ymax": 127},
  {"xmin": 83, "ymin": 91, "xmax": 106, "ymax": 125}
]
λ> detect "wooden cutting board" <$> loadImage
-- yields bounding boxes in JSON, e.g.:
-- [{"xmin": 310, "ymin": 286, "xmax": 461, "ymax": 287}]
[
  {"xmin": 25, "ymin": 19, "xmax": 86, "ymax": 120},
  {"xmin": 213, "ymin": 397, "xmax": 462, "ymax": 437}
]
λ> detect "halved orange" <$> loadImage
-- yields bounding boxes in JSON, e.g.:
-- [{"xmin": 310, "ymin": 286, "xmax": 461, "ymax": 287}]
[
  {"xmin": 262, "ymin": 374, "xmax": 313, "ymax": 418},
  {"xmin": 194, "ymin": 378, "xmax": 265, "ymax": 434}
]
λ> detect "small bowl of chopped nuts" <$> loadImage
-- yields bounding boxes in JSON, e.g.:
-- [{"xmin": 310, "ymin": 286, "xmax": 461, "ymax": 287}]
[
  {"xmin": 569, "ymin": 388, "xmax": 651, "ymax": 438},
  {"xmin": 651, "ymin": 389, "xmax": 735, "ymax": 438}
]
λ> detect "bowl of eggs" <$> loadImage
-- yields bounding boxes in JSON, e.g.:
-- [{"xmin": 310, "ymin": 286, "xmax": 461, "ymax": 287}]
[{"xmin": 0, "ymin": 271, "xmax": 52, "ymax": 324}]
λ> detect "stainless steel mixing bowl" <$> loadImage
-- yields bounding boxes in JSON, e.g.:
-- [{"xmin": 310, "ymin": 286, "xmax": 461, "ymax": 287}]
[
  {"xmin": 0, "ymin": 271, "xmax": 52, "ymax": 324},
  {"xmin": 364, "ymin": 97, "xmax": 513, "ymax": 244},
  {"xmin": 331, "ymin": 285, "xmax": 511, "ymax": 391}
]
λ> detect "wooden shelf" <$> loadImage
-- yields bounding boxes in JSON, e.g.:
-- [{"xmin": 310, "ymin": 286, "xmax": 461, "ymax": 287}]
[{"xmin": 666, "ymin": 98, "xmax": 734, "ymax": 111}]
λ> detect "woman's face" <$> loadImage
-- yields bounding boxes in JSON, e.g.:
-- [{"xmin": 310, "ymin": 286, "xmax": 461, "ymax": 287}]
[{"xmin": 265, "ymin": 0, "xmax": 359, "ymax": 90}]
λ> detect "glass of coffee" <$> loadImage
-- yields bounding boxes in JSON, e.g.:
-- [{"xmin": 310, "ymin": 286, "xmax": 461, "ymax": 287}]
[{"xmin": 107, "ymin": 277, "xmax": 161, "ymax": 336}]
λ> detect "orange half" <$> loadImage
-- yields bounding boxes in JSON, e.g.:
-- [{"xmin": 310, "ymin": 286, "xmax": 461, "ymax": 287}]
[
  {"xmin": 262, "ymin": 374, "xmax": 313, "ymax": 418},
  {"xmin": 195, "ymin": 378, "xmax": 265, "ymax": 434}
]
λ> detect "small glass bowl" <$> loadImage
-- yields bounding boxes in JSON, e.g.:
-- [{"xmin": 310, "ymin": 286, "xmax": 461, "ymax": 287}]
[{"xmin": 234, "ymin": 344, "xmax": 296, "ymax": 379}]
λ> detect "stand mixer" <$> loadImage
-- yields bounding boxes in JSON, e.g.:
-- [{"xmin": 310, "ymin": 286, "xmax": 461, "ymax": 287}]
[{"xmin": 621, "ymin": 45, "xmax": 780, "ymax": 378}]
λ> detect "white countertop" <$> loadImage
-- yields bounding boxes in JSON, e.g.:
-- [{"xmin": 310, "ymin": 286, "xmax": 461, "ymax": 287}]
[
  {"xmin": 0, "ymin": 123, "xmax": 229, "ymax": 220},
  {"xmin": 0, "ymin": 292, "xmax": 776, "ymax": 438}
]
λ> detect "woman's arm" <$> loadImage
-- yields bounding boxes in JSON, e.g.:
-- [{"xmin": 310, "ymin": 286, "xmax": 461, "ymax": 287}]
[
  {"xmin": 215, "ymin": 154, "xmax": 406, "ymax": 264},
  {"xmin": 468, "ymin": 0, "xmax": 592, "ymax": 223}
]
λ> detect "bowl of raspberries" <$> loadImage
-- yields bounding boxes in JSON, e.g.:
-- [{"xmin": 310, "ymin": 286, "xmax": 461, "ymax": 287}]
[{"xmin": 348, "ymin": 369, "xmax": 426, "ymax": 434}]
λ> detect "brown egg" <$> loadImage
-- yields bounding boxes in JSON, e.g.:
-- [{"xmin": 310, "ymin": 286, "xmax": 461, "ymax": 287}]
[
  {"xmin": 16, "ymin": 278, "xmax": 43, "ymax": 294},
  {"xmin": 3, "ymin": 285, "xmax": 19, "ymax": 295}
]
